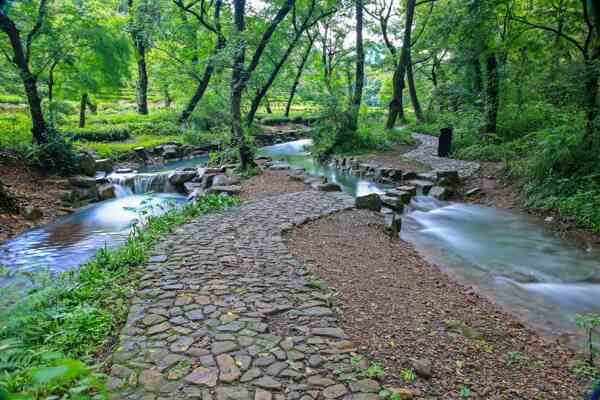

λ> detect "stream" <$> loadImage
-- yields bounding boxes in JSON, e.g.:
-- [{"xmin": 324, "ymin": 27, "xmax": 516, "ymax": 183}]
[{"xmin": 1, "ymin": 138, "xmax": 600, "ymax": 342}]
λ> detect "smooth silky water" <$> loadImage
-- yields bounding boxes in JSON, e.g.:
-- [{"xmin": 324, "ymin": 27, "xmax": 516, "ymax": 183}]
[
  {"xmin": 2, "ymin": 139, "xmax": 600, "ymax": 341},
  {"xmin": 261, "ymin": 139, "xmax": 600, "ymax": 341}
]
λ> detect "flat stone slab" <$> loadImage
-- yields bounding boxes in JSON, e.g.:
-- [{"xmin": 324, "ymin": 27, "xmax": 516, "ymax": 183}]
[{"xmin": 109, "ymin": 192, "xmax": 359, "ymax": 399}]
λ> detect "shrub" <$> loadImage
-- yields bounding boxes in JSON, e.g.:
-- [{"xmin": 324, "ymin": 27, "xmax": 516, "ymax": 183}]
[
  {"xmin": 25, "ymin": 131, "xmax": 80, "ymax": 175},
  {"xmin": 67, "ymin": 126, "xmax": 131, "ymax": 142}
]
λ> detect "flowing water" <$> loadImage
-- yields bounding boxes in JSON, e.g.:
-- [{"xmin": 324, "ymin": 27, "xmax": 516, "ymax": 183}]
[
  {"xmin": 0, "ymin": 156, "xmax": 208, "ymax": 282},
  {"xmin": 262, "ymin": 139, "xmax": 600, "ymax": 340},
  {"xmin": 2, "ymin": 139, "xmax": 600, "ymax": 341}
]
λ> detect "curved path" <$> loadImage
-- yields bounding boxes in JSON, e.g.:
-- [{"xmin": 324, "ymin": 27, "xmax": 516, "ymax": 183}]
[
  {"xmin": 109, "ymin": 191, "xmax": 388, "ymax": 400},
  {"xmin": 404, "ymin": 133, "xmax": 480, "ymax": 178}
]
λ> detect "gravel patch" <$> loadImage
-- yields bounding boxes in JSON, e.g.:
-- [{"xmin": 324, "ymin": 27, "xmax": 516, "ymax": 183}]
[
  {"xmin": 241, "ymin": 170, "xmax": 309, "ymax": 201},
  {"xmin": 286, "ymin": 210, "xmax": 587, "ymax": 399}
]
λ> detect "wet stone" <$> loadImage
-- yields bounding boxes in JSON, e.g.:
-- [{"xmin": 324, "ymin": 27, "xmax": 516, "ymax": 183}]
[
  {"xmin": 184, "ymin": 367, "xmax": 218, "ymax": 387},
  {"xmin": 323, "ymin": 384, "xmax": 348, "ymax": 399},
  {"xmin": 240, "ymin": 368, "xmax": 262, "ymax": 383},
  {"xmin": 212, "ymin": 341, "xmax": 239, "ymax": 355},
  {"xmin": 253, "ymin": 376, "xmax": 282, "ymax": 390},
  {"xmin": 265, "ymin": 362, "xmax": 287, "ymax": 377},
  {"xmin": 216, "ymin": 386, "xmax": 251, "ymax": 400},
  {"xmin": 253, "ymin": 355, "xmax": 276, "ymax": 367},
  {"xmin": 170, "ymin": 336, "xmax": 194, "ymax": 353},
  {"xmin": 148, "ymin": 322, "xmax": 171, "ymax": 335},
  {"xmin": 349, "ymin": 380, "xmax": 380, "ymax": 393},
  {"xmin": 217, "ymin": 354, "xmax": 242, "ymax": 383}
]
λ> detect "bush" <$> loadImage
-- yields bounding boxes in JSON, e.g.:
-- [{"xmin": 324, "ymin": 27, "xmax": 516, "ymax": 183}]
[
  {"xmin": 128, "ymin": 121, "xmax": 181, "ymax": 137},
  {"xmin": 67, "ymin": 125, "xmax": 131, "ymax": 142},
  {"xmin": 25, "ymin": 131, "xmax": 80, "ymax": 175}
]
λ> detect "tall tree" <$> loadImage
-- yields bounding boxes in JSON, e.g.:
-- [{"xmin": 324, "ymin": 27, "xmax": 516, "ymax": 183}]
[
  {"xmin": 229, "ymin": 0, "xmax": 294, "ymax": 169},
  {"xmin": 173, "ymin": 0, "xmax": 225, "ymax": 123},
  {"xmin": 386, "ymin": 0, "xmax": 416, "ymax": 129},
  {"xmin": 285, "ymin": 30, "xmax": 316, "ymax": 117},
  {"xmin": 348, "ymin": 0, "xmax": 364, "ymax": 132},
  {"xmin": 0, "ymin": 0, "xmax": 49, "ymax": 144},
  {"xmin": 127, "ymin": 0, "xmax": 159, "ymax": 115}
]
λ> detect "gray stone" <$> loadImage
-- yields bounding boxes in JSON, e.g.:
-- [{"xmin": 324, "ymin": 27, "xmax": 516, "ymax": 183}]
[
  {"xmin": 317, "ymin": 183, "xmax": 342, "ymax": 192},
  {"xmin": 355, "ymin": 194, "xmax": 382, "ymax": 211},
  {"xmin": 97, "ymin": 183, "xmax": 116, "ymax": 200},
  {"xmin": 429, "ymin": 186, "xmax": 449, "ymax": 200},
  {"xmin": 208, "ymin": 185, "xmax": 242, "ymax": 195},
  {"xmin": 139, "ymin": 369, "xmax": 163, "ymax": 391},
  {"xmin": 253, "ymin": 376, "xmax": 282, "ymax": 390},
  {"xmin": 211, "ymin": 341, "xmax": 238, "ymax": 355},
  {"xmin": 79, "ymin": 152, "xmax": 96, "ymax": 176},
  {"xmin": 216, "ymin": 386, "xmax": 251, "ymax": 400},
  {"xmin": 323, "ymin": 384, "xmax": 348, "ymax": 399},
  {"xmin": 217, "ymin": 354, "xmax": 241, "ymax": 383},
  {"xmin": 95, "ymin": 158, "xmax": 113, "ymax": 173},
  {"xmin": 240, "ymin": 368, "xmax": 262, "ymax": 383},
  {"xmin": 254, "ymin": 389, "xmax": 272, "ymax": 400},
  {"xmin": 69, "ymin": 175, "xmax": 97, "ymax": 188},
  {"xmin": 349, "ymin": 379, "xmax": 380, "ymax": 393},
  {"xmin": 169, "ymin": 170, "xmax": 197, "ymax": 186},
  {"xmin": 311, "ymin": 328, "xmax": 346, "ymax": 339},
  {"xmin": 411, "ymin": 358, "xmax": 432, "ymax": 379},
  {"xmin": 185, "ymin": 367, "xmax": 218, "ymax": 387}
]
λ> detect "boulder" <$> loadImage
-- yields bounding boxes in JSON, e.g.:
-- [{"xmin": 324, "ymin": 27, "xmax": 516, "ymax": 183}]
[
  {"xmin": 22, "ymin": 206, "xmax": 43, "ymax": 221},
  {"xmin": 411, "ymin": 358, "xmax": 432, "ymax": 379},
  {"xmin": 437, "ymin": 170, "xmax": 460, "ymax": 187},
  {"xmin": 385, "ymin": 189, "xmax": 413, "ymax": 205},
  {"xmin": 168, "ymin": 170, "xmax": 197, "ymax": 186},
  {"xmin": 162, "ymin": 145, "xmax": 179, "ymax": 159},
  {"xmin": 134, "ymin": 147, "xmax": 150, "ymax": 162},
  {"xmin": 396, "ymin": 185, "xmax": 417, "ymax": 196},
  {"xmin": 97, "ymin": 184, "xmax": 116, "ymax": 200},
  {"xmin": 355, "ymin": 193, "xmax": 382, "ymax": 211},
  {"xmin": 213, "ymin": 174, "xmax": 240, "ymax": 187},
  {"xmin": 95, "ymin": 158, "xmax": 114, "ymax": 173},
  {"xmin": 381, "ymin": 195, "xmax": 405, "ymax": 212},
  {"xmin": 429, "ymin": 186, "xmax": 449, "ymax": 200},
  {"xmin": 184, "ymin": 182, "xmax": 204, "ymax": 195},
  {"xmin": 195, "ymin": 167, "xmax": 207, "ymax": 182},
  {"xmin": 317, "ymin": 183, "xmax": 342, "ymax": 192},
  {"xmin": 69, "ymin": 175, "xmax": 97, "ymax": 189},
  {"xmin": 417, "ymin": 172, "xmax": 437, "ymax": 181},
  {"xmin": 73, "ymin": 187, "xmax": 98, "ymax": 201},
  {"xmin": 406, "ymin": 180, "xmax": 434, "ymax": 195},
  {"xmin": 115, "ymin": 168, "xmax": 134, "ymax": 174},
  {"xmin": 187, "ymin": 188, "xmax": 205, "ymax": 202},
  {"xmin": 79, "ymin": 152, "xmax": 96, "ymax": 177},
  {"xmin": 207, "ymin": 185, "xmax": 242, "ymax": 196},
  {"xmin": 402, "ymin": 171, "xmax": 419, "ymax": 181},
  {"xmin": 384, "ymin": 213, "xmax": 402, "ymax": 235}
]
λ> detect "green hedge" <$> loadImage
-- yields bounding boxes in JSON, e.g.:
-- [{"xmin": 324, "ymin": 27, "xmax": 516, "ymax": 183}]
[{"xmin": 67, "ymin": 126, "xmax": 131, "ymax": 142}]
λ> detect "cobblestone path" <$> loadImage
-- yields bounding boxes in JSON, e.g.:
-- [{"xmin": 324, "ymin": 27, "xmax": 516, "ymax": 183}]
[
  {"xmin": 405, "ymin": 133, "xmax": 480, "ymax": 178},
  {"xmin": 109, "ymin": 191, "xmax": 387, "ymax": 400}
]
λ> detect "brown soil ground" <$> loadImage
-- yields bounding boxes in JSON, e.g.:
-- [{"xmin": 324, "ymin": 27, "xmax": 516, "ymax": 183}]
[
  {"xmin": 241, "ymin": 170, "xmax": 310, "ymax": 201},
  {"xmin": 0, "ymin": 163, "xmax": 68, "ymax": 242},
  {"xmin": 286, "ymin": 210, "xmax": 590, "ymax": 399},
  {"xmin": 355, "ymin": 143, "xmax": 429, "ymax": 172}
]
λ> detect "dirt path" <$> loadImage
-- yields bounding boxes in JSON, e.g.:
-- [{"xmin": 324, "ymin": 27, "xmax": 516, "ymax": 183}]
[{"xmin": 286, "ymin": 210, "xmax": 589, "ymax": 399}]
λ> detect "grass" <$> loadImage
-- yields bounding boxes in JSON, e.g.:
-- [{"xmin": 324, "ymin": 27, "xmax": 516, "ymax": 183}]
[
  {"xmin": 0, "ymin": 194, "xmax": 240, "ymax": 398},
  {"xmin": 77, "ymin": 134, "xmax": 182, "ymax": 159}
]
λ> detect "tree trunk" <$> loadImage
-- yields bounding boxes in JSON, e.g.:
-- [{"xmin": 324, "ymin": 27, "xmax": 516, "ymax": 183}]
[
  {"xmin": 79, "ymin": 93, "xmax": 88, "ymax": 128},
  {"xmin": 135, "ymin": 43, "xmax": 149, "ymax": 115},
  {"xmin": 0, "ymin": 4, "xmax": 48, "ymax": 144},
  {"xmin": 484, "ymin": 52, "xmax": 499, "ymax": 134},
  {"xmin": 231, "ymin": 0, "xmax": 252, "ymax": 170},
  {"xmin": 584, "ymin": 59, "xmax": 599, "ymax": 142},
  {"xmin": 265, "ymin": 97, "xmax": 273, "ymax": 114},
  {"xmin": 386, "ymin": 0, "xmax": 416, "ymax": 129},
  {"xmin": 348, "ymin": 0, "xmax": 364, "ymax": 133},
  {"xmin": 472, "ymin": 56, "xmax": 483, "ymax": 96},
  {"xmin": 285, "ymin": 36, "xmax": 314, "ymax": 117},
  {"xmin": 178, "ymin": 0, "xmax": 224, "ymax": 123},
  {"xmin": 407, "ymin": 55, "xmax": 424, "ymax": 122}
]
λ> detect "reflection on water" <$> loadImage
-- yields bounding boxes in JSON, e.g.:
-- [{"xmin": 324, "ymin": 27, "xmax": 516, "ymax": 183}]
[
  {"xmin": 259, "ymin": 140, "xmax": 385, "ymax": 197},
  {"xmin": 139, "ymin": 155, "xmax": 209, "ymax": 173},
  {"xmin": 0, "ymin": 194, "xmax": 185, "ymax": 277},
  {"xmin": 402, "ymin": 196, "xmax": 600, "ymax": 337}
]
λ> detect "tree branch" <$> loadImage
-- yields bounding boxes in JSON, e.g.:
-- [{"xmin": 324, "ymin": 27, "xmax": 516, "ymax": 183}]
[
  {"xmin": 511, "ymin": 16, "xmax": 586, "ymax": 56},
  {"xmin": 25, "ymin": 0, "xmax": 48, "ymax": 62}
]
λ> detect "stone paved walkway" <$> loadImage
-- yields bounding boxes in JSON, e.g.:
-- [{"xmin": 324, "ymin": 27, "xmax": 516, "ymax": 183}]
[
  {"xmin": 405, "ymin": 133, "xmax": 480, "ymax": 178},
  {"xmin": 109, "ymin": 191, "xmax": 387, "ymax": 400}
]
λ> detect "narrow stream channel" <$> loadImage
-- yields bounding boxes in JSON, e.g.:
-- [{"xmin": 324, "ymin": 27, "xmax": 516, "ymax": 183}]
[{"xmin": 1, "ymin": 138, "xmax": 599, "ymax": 343}]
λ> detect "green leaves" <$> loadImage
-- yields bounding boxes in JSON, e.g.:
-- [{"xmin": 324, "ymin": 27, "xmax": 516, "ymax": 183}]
[{"xmin": 31, "ymin": 359, "xmax": 87, "ymax": 385}]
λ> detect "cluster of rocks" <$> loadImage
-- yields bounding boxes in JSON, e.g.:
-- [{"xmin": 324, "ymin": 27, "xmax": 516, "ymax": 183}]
[
  {"xmin": 168, "ymin": 166, "xmax": 243, "ymax": 201},
  {"xmin": 254, "ymin": 128, "xmax": 311, "ymax": 147},
  {"xmin": 354, "ymin": 170, "xmax": 460, "ymax": 234},
  {"xmin": 129, "ymin": 142, "xmax": 219, "ymax": 164},
  {"xmin": 109, "ymin": 191, "xmax": 422, "ymax": 400}
]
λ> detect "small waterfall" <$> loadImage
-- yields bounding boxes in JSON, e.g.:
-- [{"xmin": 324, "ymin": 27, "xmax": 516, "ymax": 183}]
[{"xmin": 108, "ymin": 172, "xmax": 175, "ymax": 196}]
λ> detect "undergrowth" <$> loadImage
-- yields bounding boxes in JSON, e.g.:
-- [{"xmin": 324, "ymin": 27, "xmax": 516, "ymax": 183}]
[{"xmin": 0, "ymin": 194, "xmax": 239, "ymax": 398}]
